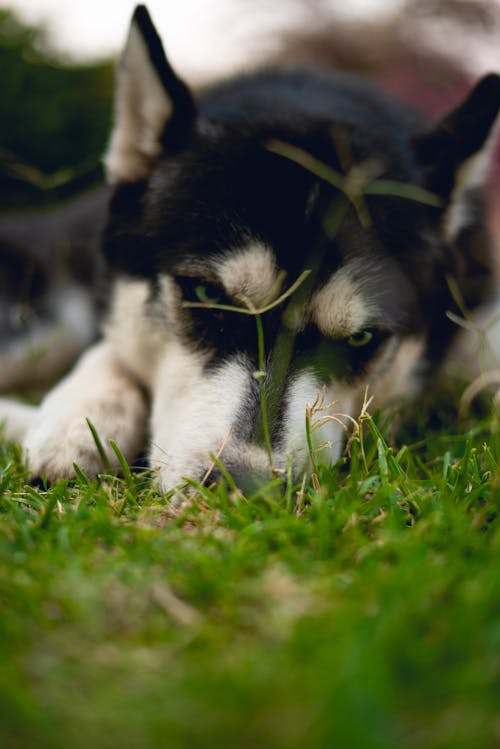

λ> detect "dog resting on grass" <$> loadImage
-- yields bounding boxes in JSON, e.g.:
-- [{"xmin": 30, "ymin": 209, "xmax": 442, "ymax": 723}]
[{"xmin": 1, "ymin": 5, "xmax": 499, "ymax": 493}]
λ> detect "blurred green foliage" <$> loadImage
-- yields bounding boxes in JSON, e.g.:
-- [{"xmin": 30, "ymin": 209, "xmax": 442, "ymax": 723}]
[{"xmin": 0, "ymin": 8, "xmax": 113, "ymax": 209}]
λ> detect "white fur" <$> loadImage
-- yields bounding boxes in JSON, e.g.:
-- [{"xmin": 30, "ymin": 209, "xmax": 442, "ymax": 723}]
[
  {"xmin": 0, "ymin": 399, "xmax": 37, "ymax": 442},
  {"xmin": 0, "ymin": 267, "xmax": 429, "ymax": 489},
  {"xmin": 105, "ymin": 20, "xmax": 173, "ymax": 184},
  {"xmin": 369, "ymin": 336, "xmax": 426, "ymax": 408},
  {"xmin": 3, "ymin": 10, "xmax": 497, "ymax": 493},
  {"xmin": 19, "ymin": 341, "xmax": 148, "ymax": 481},
  {"xmin": 214, "ymin": 243, "xmax": 278, "ymax": 307},
  {"xmin": 444, "ymin": 154, "xmax": 488, "ymax": 241},
  {"xmin": 150, "ymin": 346, "xmax": 252, "ymax": 490},
  {"xmin": 103, "ymin": 276, "xmax": 174, "ymax": 386},
  {"xmin": 443, "ymin": 117, "xmax": 500, "ymax": 241},
  {"xmin": 279, "ymin": 372, "xmax": 356, "ymax": 469},
  {"xmin": 310, "ymin": 260, "xmax": 381, "ymax": 336}
]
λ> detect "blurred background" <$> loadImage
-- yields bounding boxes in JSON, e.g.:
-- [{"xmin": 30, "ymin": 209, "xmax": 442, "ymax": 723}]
[{"xmin": 1, "ymin": 0, "xmax": 500, "ymax": 210}]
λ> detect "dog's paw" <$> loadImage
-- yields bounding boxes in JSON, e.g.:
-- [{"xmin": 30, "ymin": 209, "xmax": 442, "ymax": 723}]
[
  {"xmin": 24, "ymin": 419, "xmax": 107, "ymax": 481},
  {"xmin": 23, "ymin": 392, "xmax": 148, "ymax": 482}
]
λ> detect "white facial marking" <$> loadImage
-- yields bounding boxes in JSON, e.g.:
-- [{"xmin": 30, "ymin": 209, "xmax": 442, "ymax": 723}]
[
  {"xmin": 214, "ymin": 243, "xmax": 278, "ymax": 307},
  {"xmin": 310, "ymin": 260, "xmax": 381, "ymax": 337}
]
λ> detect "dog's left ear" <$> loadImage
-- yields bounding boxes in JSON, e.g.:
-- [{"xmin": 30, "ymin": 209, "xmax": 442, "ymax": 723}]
[
  {"xmin": 413, "ymin": 73, "xmax": 500, "ymax": 240},
  {"xmin": 105, "ymin": 5, "xmax": 196, "ymax": 184}
]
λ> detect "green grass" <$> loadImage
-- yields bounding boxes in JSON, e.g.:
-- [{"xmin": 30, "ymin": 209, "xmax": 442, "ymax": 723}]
[{"xmin": 1, "ymin": 392, "xmax": 500, "ymax": 749}]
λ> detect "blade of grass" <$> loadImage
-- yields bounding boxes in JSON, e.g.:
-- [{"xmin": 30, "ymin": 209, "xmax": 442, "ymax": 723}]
[
  {"xmin": 109, "ymin": 440, "xmax": 135, "ymax": 493},
  {"xmin": 72, "ymin": 462, "xmax": 92, "ymax": 487},
  {"xmin": 86, "ymin": 418, "xmax": 112, "ymax": 474}
]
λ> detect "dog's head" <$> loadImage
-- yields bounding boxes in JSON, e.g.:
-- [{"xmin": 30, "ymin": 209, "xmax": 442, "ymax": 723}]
[{"xmin": 102, "ymin": 6, "xmax": 500, "ymax": 488}]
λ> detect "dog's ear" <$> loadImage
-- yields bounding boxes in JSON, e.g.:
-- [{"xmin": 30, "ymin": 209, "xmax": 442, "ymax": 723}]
[
  {"xmin": 105, "ymin": 4, "xmax": 196, "ymax": 184},
  {"xmin": 413, "ymin": 73, "xmax": 500, "ymax": 240}
]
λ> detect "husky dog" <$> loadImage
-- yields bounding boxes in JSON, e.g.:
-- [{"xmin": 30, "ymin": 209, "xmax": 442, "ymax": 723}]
[{"xmin": 1, "ymin": 5, "xmax": 499, "ymax": 491}]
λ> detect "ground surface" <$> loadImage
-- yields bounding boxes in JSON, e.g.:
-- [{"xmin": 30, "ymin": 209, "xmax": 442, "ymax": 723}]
[{"xmin": 1, "ymin": 392, "xmax": 499, "ymax": 749}]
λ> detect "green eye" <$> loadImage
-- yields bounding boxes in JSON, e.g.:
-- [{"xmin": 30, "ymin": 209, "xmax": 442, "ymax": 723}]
[
  {"xmin": 194, "ymin": 284, "xmax": 221, "ymax": 304},
  {"xmin": 347, "ymin": 329, "xmax": 373, "ymax": 347}
]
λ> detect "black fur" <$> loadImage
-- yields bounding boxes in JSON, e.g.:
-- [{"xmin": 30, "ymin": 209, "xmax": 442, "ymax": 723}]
[
  {"xmin": 132, "ymin": 5, "xmax": 196, "ymax": 148},
  {"xmin": 104, "ymin": 5, "xmax": 500, "ymax": 390},
  {"xmin": 3, "ymin": 5, "xmax": 500, "ymax": 490}
]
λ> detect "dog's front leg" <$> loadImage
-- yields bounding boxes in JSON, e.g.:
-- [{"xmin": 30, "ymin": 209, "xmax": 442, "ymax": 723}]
[
  {"xmin": 149, "ymin": 346, "xmax": 254, "ymax": 493},
  {"xmin": 19, "ymin": 340, "xmax": 148, "ymax": 481}
]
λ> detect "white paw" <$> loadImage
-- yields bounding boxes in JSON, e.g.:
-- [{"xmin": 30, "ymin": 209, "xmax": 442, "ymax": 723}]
[
  {"xmin": 24, "ymin": 419, "xmax": 107, "ymax": 480},
  {"xmin": 23, "ymin": 392, "xmax": 148, "ymax": 482}
]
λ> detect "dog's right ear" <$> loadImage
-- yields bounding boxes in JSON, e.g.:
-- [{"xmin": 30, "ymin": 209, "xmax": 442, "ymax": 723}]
[
  {"xmin": 412, "ymin": 73, "xmax": 500, "ymax": 241},
  {"xmin": 105, "ymin": 5, "xmax": 196, "ymax": 184}
]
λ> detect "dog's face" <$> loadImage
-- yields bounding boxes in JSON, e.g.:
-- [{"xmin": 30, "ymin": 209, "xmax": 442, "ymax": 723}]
[{"xmin": 102, "ymin": 6, "xmax": 500, "ymax": 488}]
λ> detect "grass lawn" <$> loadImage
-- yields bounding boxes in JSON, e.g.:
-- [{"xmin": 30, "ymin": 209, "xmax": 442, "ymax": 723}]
[{"xmin": 1, "ymin": 391, "xmax": 499, "ymax": 749}]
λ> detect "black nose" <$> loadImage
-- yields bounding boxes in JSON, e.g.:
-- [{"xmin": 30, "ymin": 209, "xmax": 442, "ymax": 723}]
[{"xmin": 212, "ymin": 467, "xmax": 284, "ymax": 499}]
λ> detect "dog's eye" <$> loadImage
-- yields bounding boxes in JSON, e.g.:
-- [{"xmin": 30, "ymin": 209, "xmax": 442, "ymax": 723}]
[
  {"xmin": 193, "ymin": 284, "xmax": 221, "ymax": 304},
  {"xmin": 347, "ymin": 329, "xmax": 373, "ymax": 347},
  {"xmin": 176, "ymin": 277, "xmax": 222, "ymax": 305},
  {"xmin": 290, "ymin": 325, "xmax": 392, "ymax": 383}
]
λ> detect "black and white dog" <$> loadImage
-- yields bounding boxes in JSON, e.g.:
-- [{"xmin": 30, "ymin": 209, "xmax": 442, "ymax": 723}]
[{"xmin": 1, "ymin": 5, "xmax": 499, "ymax": 492}]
